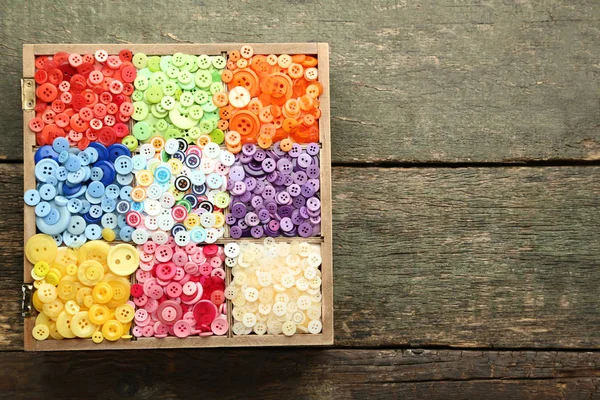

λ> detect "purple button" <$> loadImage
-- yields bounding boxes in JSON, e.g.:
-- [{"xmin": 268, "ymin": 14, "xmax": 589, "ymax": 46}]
[
  {"xmin": 310, "ymin": 216, "xmax": 321, "ymax": 224},
  {"xmin": 298, "ymin": 222, "xmax": 313, "ymax": 237},
  {"xmin": 253, "ymin": 149, "xmax": 266, "ymax": 162},
  {"xmin": 307, "ymin": 178, "xmax": 320, "ymax": 192},
  {"xmin": 277, "ymin": 158, "xmax": 293, "ymax": 174},
  {"xmin": 297, "ymin": 154, "xmax": 312, "ymax": 168},
  {"xmin": 254, "ymin": 179, "xmax": 265, "ymax": 194},
  {"xmin": 239, "ymin": 191, "xmax": 252, "ymax": 203},
  {"xmin": 274, "ymin": 174, "xmax": 286, "ymax": 186},
  {"xmin": 245, "ymin": 212, "xmax": 260, "ymax": 226},
  {"xmin": 229, "ymin": 166, "xmax": 245, "ymax": 182},
  {"xmin": 291, "ymin": 211, "xmax": 304, "ymax": 225},
  {"xmin": 231, "ymin": 202, "xmax": 247, "ymax": 218},
  {"xmin": 238, "ymin": 220, "xmax": 249, "ymax": 230},
  {"xmin": 288, "ymin": 144, "xmax": 302, "ymax": 158},
  {"xmin": 308, "ymin": 208, "xmax": 320, "ymax": 218},
  {"xmin": 287, "ymin": 184, "xmax": 301, "ymax": 197},
  {"xmin": 276, "ymin": 191, "xmax": 291, "ymax": 205},
  {"xmin": 258, "ymin": 208, "xmax": 270, "ymax": 222},
  {"xmin": 262, "ymin": 186, "xmax": 276, "ymax": 200},
  {"xmin": 279, "ymin": 205, "xmax": 293, "ymax": 218},
  {"xmin": 293, "ymin": 171, "xmax": 307, "ymax": 185},
  {"xmin": 299, "ymin": 206, "xmax": 309, "ymax": 219},
  {"xmin": 283, "ymin": 174, "xmax": 293, "ymax": 186},
  {"xmin": 250, "ymin": 225, "xmax": 264, "ymax": 238},
  {"xmin": 301, "ymin": 183, "xmax": 315, "ymax": 197},
  {"xmin": 231, "ymin": 181, "xmax": 247, "ymax": 195},
  {"xmin": 230, "ymin": 226, "xmax": 242, "ymax": 238},
  {"xmin": 280, "ymin": 217, "xmax": 293, "ymax": 232},
  {"xmin": 306, "ymin": 143, "xmax": 320, "ymax": 156},
  {"xmin": 244, "ymin": 177, "xmax": 257, "ymax": 191},
  {"xmin": 262, "ymin": 158, "xmax": 276, "ymax": 173},
  {"xmin": 266, "ymin": 171, "xmax": 278, "ymax": 183},
  {"xmin": 268, "ymin": 220, "xmax": 280, "ymax": 232},
  {"xmin": 306, "ymin": 165, "xmax": 320, "ymax": 179},
  {"xmin": 307, "ymin": 197, "xmax": 321, "ymax": 211},
  {"xmin": 226, "ymin": 214, "xmax": 237, "ymax": 225},
  {"xmin": 251, "ymin": 196, "xmax": 263, "ymax": 209},
  {"xmin": 242, "ymin": 144, "xmax": 256, "ymax": 156},
  {"xmin": 272, "ymin": 143, "xmax": 286, "ymax": 156},
  {"xmin": 239, "ymin": 153, "xmax": 253, "ymax": 164},
  {"xmin": 293, "ymin": 195, "xmax": 306, "ymax": 208},
  {"xmin": 265, "ymin": 201, "xmax": 277, "ymax": 214}
]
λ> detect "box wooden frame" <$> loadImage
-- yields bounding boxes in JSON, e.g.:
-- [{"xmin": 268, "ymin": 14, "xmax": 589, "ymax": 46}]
[{"xmin": 22, "ymin": 43, "xmax": 333, "ymax": 351}]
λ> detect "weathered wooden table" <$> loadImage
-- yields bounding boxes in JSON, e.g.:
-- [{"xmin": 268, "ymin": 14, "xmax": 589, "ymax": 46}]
[{"xmin": 1, "ymin": 1, "xmax": 599, "ymax": 398}]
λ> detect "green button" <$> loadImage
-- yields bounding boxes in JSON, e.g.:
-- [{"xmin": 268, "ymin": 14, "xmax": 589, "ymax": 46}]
[
  {"xmin": 132, "ymin": 90, "xmax": 144, "ymax": 102},
  {"xmin": 169, "ymin": 108, "xmax": 197, "ymax": 130},
  {"xmin": 194, "ymin": 90, "xmax": 209, "ymax": 105},
  {"xmin": 122, "ymin": 135, "xmax": 139, "ymax": 151},
  {"xmin": 210, "ymin": 82, "xmax": 224, "ymax": 95},
  {"xmin": 201, "ymin": 100, "xmax": 217, "ymax": 113},
  {"xmin": 148, "ymin": 56, "xmax": 161, "ymax": 72},
  {"xmin": 161, "ymin": 96, "xmax": 176, "ymax": 110},
  {"xmin": 209, "ymin": 128, "xmax": 224, "ymax": 144},
  {"xmin": 195, "ymin": 70, "xmax": 211, "ymax": 88},
  {"xmin": 188, "ymin": 105, "xmax": 204, "ymax": 120},
  {"xmin": 204, "ymin": 111, "xmax": 219, "ymax": 121},
  {"xmin": 150, "ymin": 71, "xmax": 168, "ymax": 87},
  {"xmin": 144, "ymin": 85, "xmax": 164, "ymax": 104},
  {"xmin": 185, "ymin": 55, "xmax": 198, "ymax": 72},
  {"xmin": 180, "ymin": 92, "xmax": 194, "ymax": 107},
  {"xmin": 211, "ymin": 70, "xmax": 223, "ymax": 82},
  {"xmin": 133, "ymin": 122, "xmax": 152, "ymax": 141},
  {"xmin": 165, "ymin": 128, "xmax": 180, "ymax": 140},
  {"xmin": 132, "ymin": 101, "xmax": 149, "ymax": 120},
  {"xmin": 166, "ymin": 66, "xmax": 179, "ymax": 79},
  {"xmin": 155, "ymin": 119, "xmax": 168, "ymax": 132},
  {"xmin": 178, "ymin": 71, "xmax": 192, "ymax": 85},
  {"xmin": 151, "ymin": 104, "xmax": 168, "ymax": 119},
  {"xmin": 132, "ymin": 53, "xmax": 148, "ymax": 69},
  {"xmin": 172, "ymin": 52, "xmax": 186, "ymax": 67},
  {"xmin": 214, "ymin": 192, "xmax": 230, "ymax": 209},
  {"xmin": 160, "ymin": 56, "xmax": 172, "ymax": 73},
  {"xmin": 134, "ymin": 76, "xmax": 149, "ymax": 91},
  {"xmin": 162, "ymin": 81, "xmax": 177, "ymax": 96},
  {"xmin": 199, "ymin": 120, "xmax": 213, "ymax": 134},
  {"xmin": 197, "ymin": 55, "xmax": 211, "ymax": 69},
  {"xmin": 188, "ymin": 127, "xmax": 201, "ymax": 140},
  {"xmin": 212, "ymin": 56, "xmax": 226, "ymax": 69}
]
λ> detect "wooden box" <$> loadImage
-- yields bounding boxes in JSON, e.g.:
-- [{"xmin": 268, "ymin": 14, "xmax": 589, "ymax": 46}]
[{"xmin": 22, "ymin": 43, "xmax": 333, "ymax": 350}]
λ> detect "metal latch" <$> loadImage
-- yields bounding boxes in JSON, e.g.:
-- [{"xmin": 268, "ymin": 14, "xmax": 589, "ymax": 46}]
[
  {"xmin": 22, "ymin": 284, "xmax": 33, "ymax": 317},
  {"xmin": 21, "ymin": 78, "xmax": 35, "ymax": 110}
]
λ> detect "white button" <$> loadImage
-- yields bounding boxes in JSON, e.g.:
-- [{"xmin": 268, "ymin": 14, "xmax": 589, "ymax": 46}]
[
  {"xmin": 232, "ymin": 321, "xmax": 246, "ymax": 335},
  {"xmin": 272, "ymin": 302, "xmax": 286, "ymax": 317},
  {"xmin": 144, "ymin": 199, "xmax": 161, "ymax": 216},
  {"xmin": 132, "ymin": 228, "xmax": 149, "ymax": 245},
  {"xmin": 219, "ymin": 151, "xmax": 235, "ymax": 166},
  {"xmin": 203, "ymin": 142, "xmax": 221, "ymax": 159},
  {"xmin": 228, "ymin": 86, "xmax": 251, "ymax": 108},
  {"xmin": 224, "ymin": 243, "xmax": 240, "ymax": 258},
  {"xmin": 281, "ymin": 321, "xmax": 297, "ymax": 336},
  {"xmin": 174, "ymin": 230, "xmax": 190, "ymax": 246},
  {"xmin": 139, "ymin": 144, "xmax": 156, "ymax": 159},
  {"xmin": 144, "ymin": 215, "xmax": 158, "ymax": 231},
  {"xmin": 242, "ymin": 313, "xmax": 257, "ymax": 328},
  {"xmin": 253, "ymin": 321, "xmax": 267, "ymax": 335},
  {"xmin": 307, "ymin": 320, "xmax": 322, "ymax": 334},
  {"xmin": 159, "ymin": 192, "xmax": 175, "ymax": 208},
  {"xmin": 164, "ymin": 138, "xmax": 179, "ymax": 154},
  {"xmin": 151, "ymin": 230, "xmax": 169, "ymax": 245},
  {"xmin": 244, "ymin": 287, "xmax": 259, "ymax": 302},
  {"xmin": 200, "ymin": 212, "xmax": 216, "ymax": 228},
  {"xmin": 147, "ymin": 184, "xmax": 163, "ymax": 199},
  {"xmin": 158, "ymin": 215, "xmax": 175, "ymax": 231},
  {"xmin": 297, "ymin": 295, "xmax": 311, "ymax": 310},
  {"xmin": 200, "ymin": 158, "xmax": 216, "ymax": 174}
]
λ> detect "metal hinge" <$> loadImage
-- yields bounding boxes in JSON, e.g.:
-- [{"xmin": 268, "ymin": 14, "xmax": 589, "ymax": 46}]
[
  {"xmin": 21, "ymin": 78, "xmax": 35, "ymax": 110},
  {"xmin": 22, "ymin": 284, "xmax": 33, "ymax": 317}
]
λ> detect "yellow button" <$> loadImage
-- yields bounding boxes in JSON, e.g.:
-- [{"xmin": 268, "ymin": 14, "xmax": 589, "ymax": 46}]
[
  {"xmin": 57, "ymin": 278, "xmax": 77, "ymax": 301},
  {"xmin": 167, "ymin": 159, "xmax": 182, "ymax": 175},
  {"xmin": 88, "ymin": 304, "xmax": 111, "ymax": 325},
  {"xmin": 213, "ymin": 211, "xmax": 225, "ymax": 228},
  {"xmin": 92, "ymin": 331, "xmax": 104, "ymax": 344},
  {"xmin": 32, "ymin": 324, "xmax": 49, "ymax": 340},
  {"xmin": 35, "ymin": 311, "xmax": 51, "ymax": 328},
  {"xmin": 83, "ymin": 294, "xmax": 95, "ymax": 308},
  {"xmin": 45, "ymin": 268, "xmax": 61, "ymax": 286},
  {"xmin": 76, "ymin": 287, "xmax": 92, "ymax": 306},
  {"xmin": 43, "ymin": 299, "xmax": 64, "ymax": 319},
  {"xmin": 32, "ymin": 291, "xmax": 44, "ymax": 312},
  {"xmin": 64, "ymin": 299, "xmax": 80, "ymax": 315},
  {"xmin": 48, "ymin": 321, "xmax": 64, "ymax": 340},
  {"xmin": 77, "ymin": 241, "xmax": 110, "ymax": 269},
  {"xmin": 33, "ymin": 261, "xmax": 50, "ymax": 277},
  {"xmin": 102, "ymin": 320, "xmax": 124, "ymax": 341},
  {"xmin": 56, "ymin": 311, "xmax": 76, "ymax": 338},
  {"xmin": 115, "ymin": 304, "xmax": 134, "ymax": 323},
  {"xmin": 78, "ymin": 260, "xmax": 105, "ymax": 286},
  {"xmin": 107, "ymin": 278, "xmax": 130, "ymax": 304},
  {"xmin": 25, "ymin": 234, "xmax": 57, "ymax": 265},
  {"xmin": 102, "ymin": 228, "xmax": 116, "ymax": 242},
  {"xmin": 130, "ymin": 186, "xmax": 147, "ymax": 202},
  {"xmin": 92, "ymin": 281, "xmax": 113, "ymax": 304},
  {"xmin": 107, "ymin": 244, "xmax": 139, "ymax": 276},
  {"xmin": 70, "ymin": 311, "xmax": 97, "ymax": 338},
  {"xmin": 66, "ymin": 263, "xmax": 78, "ymax": 276},
  {"xmin": 183, "ymin": 214, "xmax": 200, "ymax": 229},
  {"xmin": 37, "ymin": 283, "xmax": 57, "ymax": 304},
  {"xmin": 54, "ymin": 247, "xmax": 78, "ymax": 269},
  {"xmin": 136, "ymin": 170, "xmax": 154, "ymax": 186}
]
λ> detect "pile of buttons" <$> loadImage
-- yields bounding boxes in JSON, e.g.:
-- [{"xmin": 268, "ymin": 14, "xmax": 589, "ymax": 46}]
[
  {"xmin": 122, "ymin": 52, "xmax": 227, "ymax": 152},
  {"xmin": 227, "ymin": 140, "xmax": 321, "ymax": 238},
  {"xmin": 131, "ymin": 241, "xmax": 228, "ymax": 337},
  {"xmin": 30, "ymin": 49, "xmax": 135, "ymax": 150},
  {"xmin": 224, "ymin": 239, "xmax": 323, "ymax": 336},
  {"xmin": 218, "ymin": 44, "xmax": 322, "ymax": 152},
  {"xmin": 27, "ymin": 235, "xmax": 137, "ymax": 342},
  {"xmin": 124, "ymin": 136, "xmax": 233, "ymax": 245},
  {"xmin": 25, "ymin": 137, "xmax": 136, "ymax": 246}
]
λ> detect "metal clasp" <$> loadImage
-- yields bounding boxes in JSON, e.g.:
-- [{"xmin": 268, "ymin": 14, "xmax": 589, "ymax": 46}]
[
  {"xmin": 22, "ymin": 284, "xmax": 33, "ymax": 317},
  {"xmin": 21, "ymin": 78, "xmax": 35, "ymax": 110}
]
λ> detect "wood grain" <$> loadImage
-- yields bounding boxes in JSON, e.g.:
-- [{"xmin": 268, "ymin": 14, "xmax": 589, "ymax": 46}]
[
  {"xmin": 1, "ymin": 0, "xmax": 599, "ymax": 163},
  {"xmin": 2, "ymin": 164, "xmax": 599, "ymax": 350},
  {"xmin": 0, "ymin": 349, "xmax": 598, "ymax": 399}
]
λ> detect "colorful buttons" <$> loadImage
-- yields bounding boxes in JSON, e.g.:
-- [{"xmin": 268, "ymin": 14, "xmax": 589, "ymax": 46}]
[
  {"xmin": 226, "ymin": 239, "xmax": 323, "ymax": 336},
  {"xmin": 29, "ymin": 236, "xmax": 133, "ymax": 342}
]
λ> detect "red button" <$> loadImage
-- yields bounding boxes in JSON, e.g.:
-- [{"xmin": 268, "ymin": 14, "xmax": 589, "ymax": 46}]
[
  {"xmin": 36, "ymin": 83, "xmax": 58, "ymax": 102},
  {"xmin": 130, "ymin": 284, "xmax": 143, "ymax": 297}
]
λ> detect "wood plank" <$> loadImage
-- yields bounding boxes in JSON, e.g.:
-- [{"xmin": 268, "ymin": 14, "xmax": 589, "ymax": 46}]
[
  {"xmin": 2, "ymin": 164, "xmax": 599, "ymax": 350},
  {"xmin": 0, "ymin": 349, "xmax": 598, "ymax": 399},
  {"xmin": 1, "ymin": 0, "xmax": 599, "ymax": 162}
]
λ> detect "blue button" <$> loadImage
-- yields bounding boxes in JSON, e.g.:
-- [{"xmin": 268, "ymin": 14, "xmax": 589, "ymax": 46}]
[
  {"xmin": 87, "ymin": 181, "xmax": 105, "ymax": 197},
  {"xmin": 34, "ymin": 146, "xmax": 59, "ymax": 164},
  {"xmin": 105, "ymin": 184, "xmax": 120, "ymax": 199},
  {"xmin": 190, "ymin": 227, "xmax": 207, "ymax": 243},
  {"xmin": 64, "ymin": 155, "xmax": 82, "ymax": 172},
  {"xmin": 90, "ymin": 167, "xmax": 104, "ymax": 181},
  {"xmin": 43, "ymin": 208, "xmax": 60, "ymax": 224},
  {"xmin": 80, "ymin": 200, "xmax": 91, "ymax": 214},
  {"xmin": 83, "ymin": 147, "xmax": 99, "ymax": 163},
  {"xmin": 172, "ymin": 151, "xmax": 186, "ymax": 162},
  {"xmin": 52, "ymin": 137, "xmax": 69, "ymax": 153},
  {"xmin": 117, "ymin": 214, "xmax": 127, "ymax": 228},
  {"xmin": 78, "ymin": 151, "xmax": 91, "ymax": 166},
  {"xmin": 115, "ymin": 200, "xmax": 130, "ymax": 214},
  {"xmin": 171, "ymin": 223, "xmax": 186, "ymax": 236},
  {"xmin": 66, "ymin": 169, "xmax": 85, "ymax": 184},
  {"xmin": 120, "ymin": 186, "xmax": 132, "ymax": 201},
  {"xmin": 39, "ymin": 184, "xmax": 57, "ymax": 201},
  {"xmin": 67, "ymin": 215, "xmax": 86, "ymax": 235},
  {"xmin": 63, "ymin": 232, "xmax": 86, "ymax": 248},
  {"xmin": 35, "ymin": 201, "xmax": 52, "ymax": 217},
  {"xmin": 34, "ymin": 159, "xmax": 59, "ymax": 183},
  {"xmin": 58, "ymin": 151, "xmax": 69, "ymax": 164},
  {"xmin": 119, "ymin": 225, "xmax": 134, "ymax": 242},
  {"xmin": 85, "ymin": 224, "xmax": 103, "ymax": 240},
  {"xmin": 24, "ymin": 189, "xmax": 41, "ymax": 206},
  {"xmin": 108, "ymin": 143, "xmax": 131, "ymax": 162},
  {"xmin": 54, "ymin": 195, "xmax": 68, "ymax": 207},
  {"xmin": 101, "ymin": 197, "xmax": 116, "ymax": 213},
  {"xmin": 117, "ymin": 173, "xmax": 133, "ymax": 186},
  {"xmin": 132, "ymin": 155, "xmax": 146, "ymax": 170},
  {"xmin": 83, "ymin": 212, "xmax": 101, "ymax": 224},
  {"xmin": 45, "ymin": 175, "xmax": 58, "ymax": 186},
  {"xmin": 185, "ymin": 154, "xmax": 201, "ymax": 169},
  {"xmin": 192, "ymin": 184, "xmax": 206, "ymax": 196},
  {"xmin": 51, "ymin": 234, "xmax": 63, "ymax": 246},
  {"xmin": 89, "ymin": 205, "xmax": 103, "ymax": 219},
  {"xmin": 67, "ymin": 198, "xmax": 82, "ymax": 213},
  {"xmin": 61, "ymin": 182, "xmax": 82, "ymax": 197},
  {"xmin": 101, "ymin": 213, "xmax": 118, "ymax": 229},
  {"xmin": 183, "ymin": 194, "xmax": 198, "ymax": 209},
  {"xmin": 55, "ymin": 167, "xmax": 68, "ymax": 181},
  {"xmin": 131, "ymin": 202, "xmax": 143, "ymax": 212},
  {"xmin": 155, "ymin": 166, "xmax": 171, "ymax": 183},
  {"xmin": 88, "ymin": 142, "xmax": 108, "ymax": 161},
  {"xmin": 114, "ymin": 156, "xmax": 133, "ymax": 174},
  {"xmin": 94, "ymin": 160, "xmax": 116, "ymax": 187}
]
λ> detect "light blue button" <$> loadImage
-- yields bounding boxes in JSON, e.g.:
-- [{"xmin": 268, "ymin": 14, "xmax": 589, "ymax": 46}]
[
  {"xmin": 90, "ymin": 167, "xmax": 104, "ymax": 181},
  {"xmin": 64, "ymin": 184, "xmax": 86, "ymax": 200},
  {"xmin": 131, "ymin": 202, "xmax": 143, "ymax": 212},
  {"xmin": 83, "ymin": 147, "xmax": 99, "ymax": 163},
  {"xmin": 64, "ymin": 155, "xmax": 82, "ymax": 172},
  {"xmin": 45, "ymin": 175, "xmax": 58, "ymax": 186},
  {"xmin": 114, "ymin": 156, "xmax": 133, "ymax": 174},
  {"xmin": 67, "ymin": 215, "xmax": 86, "ymax": 235},
  {"xmin": 67, "ymin": 169, "xmax": 85, "ymax": 184},
  {"xmin": 82, "ymin": 166, "xmax": 92, "ymax": 181},
  {"xmin": 52, "ymin": 137, "xmax": 69, "ymax": 153},
  {"xmin": 89, "ymin": 205, "xmax": 103, "ymax": 218},
  {"xmin": 105, "ymin": 184, "xmax": 120, "ymax": 199},
  {"xmin": 132, "ymin": 155, "xmax": 146, "ymax": 170},
  {"xmin": 155, "ymin": 166, "xmax": 171, "ymax": 183},
  {"xmin": 190, "ymin": 227, "xmax": 207, "ymax": 243},
  {"xmin": 78, "ymin": 151, "xmax": 91, "ymax": 166},
  {"xmin": 101, "ymin": 197, "xmax": 116, "ymax": 213},
  {"xmin": 51, "ymin": 234, "xmax": 63, "ymax": 246},
  {"xmin": 87, "ymin": 181, "xmax": 105, "ymax": 197},
  {"xmin": 190, "ymin": 170, "xmax": 206, "ymax": 186},
  {"xmin": 206, "ymin": 173, "xmax": 222, "ymax": 189},
  {"xmin": 35, "ymin": 201, "xmax": 52, "ymax": 217},
  {"xmin": 101, "ymin": 212, "xmax": 118, "ymax": 229},
  {"xmin": 85, "ymin": 224, "xmax": 102, "ymax": 240},
  {"xmin": 63, "ymin": 232, "xmax": 86, "ymax": 248},
  {"xmin": 43, "ymin": 208, "xmax": 60, "ymax": 224},
  {"xmin": 120, "ymin": 186, "xmax": 132, "ymax": 201},
  {"xmin": 54, "ymin": 195, "xmax": 68, "ymax": 207},
  {"xmin": 67, "ymin": 198, "xmax": 82, "ymax": 213},
  {"xmin": 80, "ymin": 200, "xmax": 91, "ymax": 214},
  {"xmin": 24, "ymin": 189, "xmax": 41, "ymax": 206},
  {"xmin": 37, "ymin": 206, "xmax": 70, "ymax": 235},
  {"xmin": 39, "ymin": 184, "xmax": 57, "ymax": 201},
  {"xmin": 119, "ymin": 225, "xmax": 134, "ymax": 242},
  {"xmin": 117, "ymin": 173, "xmax": 133, "ymax": 186},
  {"xmin": 55, "ymin": 167, "xmax": 68, "ymax": 181},
  {"xmin": 116, "ymin": 200, "xmax": 130, "ymax": 214},
  {"xmin": 35, "ymin": 159, "xmax": 59, "ymax": 183},
  {"xmin": 117, "ymin": 214, "xmax": 127, "ymax": 228},
  {"xmin": 58, "ymin": 151, "xmax": 69, "ymax": 164}
]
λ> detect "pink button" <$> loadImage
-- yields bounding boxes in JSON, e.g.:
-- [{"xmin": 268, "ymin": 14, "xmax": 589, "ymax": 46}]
[
  {"xmin": 154, "ymin": 321, "xmax": 169, "ymax": 336},
  {"xmin": 142, "ymin": 278, "xmax": 158, "ymax": 295},
  {"xmin": 211, "ymin": 268, "xmax": 225, "ymax": 280},
  {"xmin": 156, "ymin": 262, "xmax": 177, "ymax": 280},
  {"xmin": 199, "ymin": 263, "xmax": 213, "ymax": 276},
  {"xmin": 140, "ymin": 251, "xmax": 153, "ymax": 262},
  {"xmin": 182, "ymin": 281, "xmax": 197, "ymax": 296},
  {"xmin": 142, "ymin": 325, "xmax": 154, "ymax": 337},
  {"xmin": 139, "ymin": 261, "xmax": 154, "ymax": 271},
  {"xmin": 184, "ymin": 243, "xmax": 198, "ymax": 255},
  {"xmin": 161, "ymin": 306, "xmax": 178, "ymax": 323},
  {"xmin": 143, "ymin": 241, "xmax": 157, "ymax": 254},
  {"xmin": 155, "ymin": 245, "xmax": 173, "ymax": 262},
  {"xmin": 132, "ymin": 326, "xmax": 143, "ymax": 337},
  {"xmin": 134, "ymin": 294, "xmax": 148, "ymax": 307},
  {"xmin": 211, "ymin": 317, "xmax": 228, "ymax": 336},
  {"xmin": 173, "ymin": 267, "xmax": 186, "ymax": 281},
  {"xmin": 190, "ymin": 252, "xmax": 206, "ymax": 264},
  {"xmin": 173, "ymin": 320, "xmax": 191, "ymax": 338},
  {"xmin": 145, "ymin": 298, "xmax": 159, "ymax": 313},
  {"xmin": 135, "ymin": 309, "xmax": 148, "ymax": 322},
  {"xmin": 210, "ymin": 256, "xmax": 223, "ymax": 269},
  {"xmin": 184, "ymin": 262, "xmax": 199, "ymax": 275},
  {"xmin": 171, "ymin": 251, "xmax": 188, "ymax": 267},
  {"xmin": 178, "ymin": 273, "xmax": 191, "ymax": 285},
  {"xmin": 147, "ymin": 285, "xmax": 164, "ymax": 300},
  {"xmin": 166, "ymin": 237, "xmax": 176, "ymax": 248},
  {"xmin": 166, "ymin": 282, "xmax": 182, "ymax": 298},
  {"xmin": 199, "ymin": 332, "xmax": 214, "ymax": 337},
  {"xmin": 156, "ymin": 276, "xmax": 170, "ymax": 287},
  {"xmin": 136, "ymin": 269, "xmax": 151, "ymax": 283}
]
